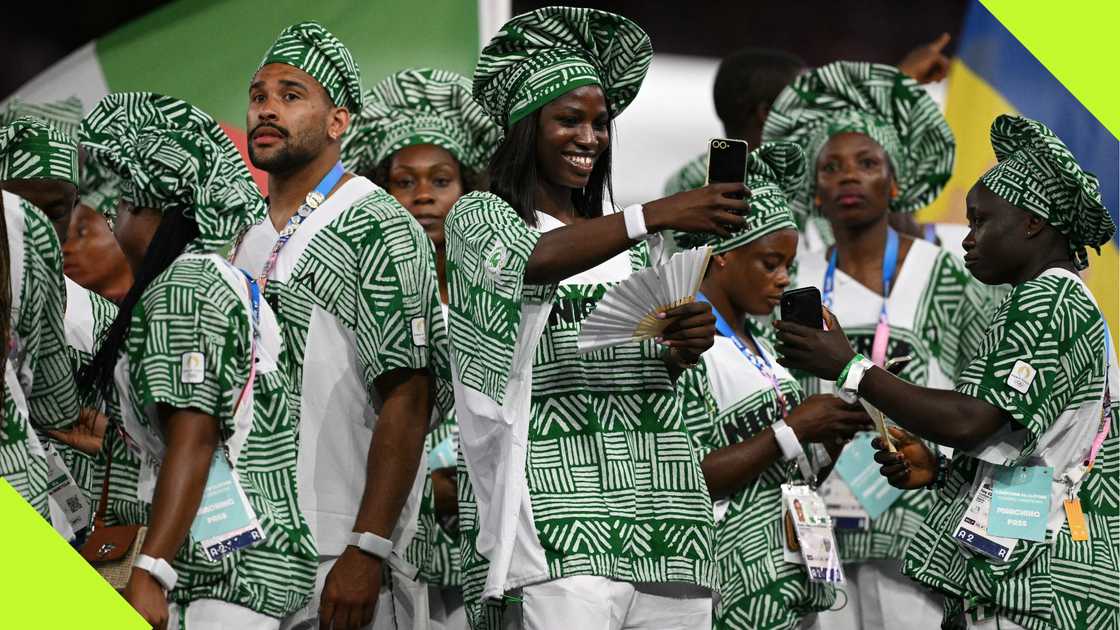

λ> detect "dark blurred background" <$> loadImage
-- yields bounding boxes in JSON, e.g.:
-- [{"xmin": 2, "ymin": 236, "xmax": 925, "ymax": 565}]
[{"xmin": 2, "ymin": 0, "xmax": 968, "ymax": 99}]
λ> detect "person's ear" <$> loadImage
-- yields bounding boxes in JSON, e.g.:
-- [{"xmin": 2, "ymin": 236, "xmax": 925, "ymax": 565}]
[
  {"xmin": 328, "ymin": 107, "xmax": 350, "ymax": 142},
  {"xmin": 712, "ymin": 253, "xmax": 728, "ymax": 269},
  {"xmin": 1024, "ymin": 214, "xmax": 1046, "ymax": 239}
]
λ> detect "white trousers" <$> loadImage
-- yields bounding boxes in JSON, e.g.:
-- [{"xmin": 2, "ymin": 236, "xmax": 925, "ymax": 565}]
[
  {"xmin": 428, "ymin": 585, "xmax": 467, "ymax": 630},
  {"xmin": 168, "ymin": 598, "xmax": 279, "ymax": 630},
  {"xmin": 281, "ymin": 556, "xmax": 429, "ymax": 630},
  {"xmin": 809, "ymin": 560, "xmax": 942, "ymax": 630},
  {"xmin": 503, "ymin": 576, "xmax": 711, "ymax": 630}
]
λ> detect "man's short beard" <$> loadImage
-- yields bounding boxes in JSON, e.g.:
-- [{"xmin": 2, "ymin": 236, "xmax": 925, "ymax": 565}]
[
  {"xmin": 248, "ymin": 124, "xmax": 328, "ymax": 175},
  {"xmin": 249, "ymin": 139, "xmax": 317, "ymax": 174}
]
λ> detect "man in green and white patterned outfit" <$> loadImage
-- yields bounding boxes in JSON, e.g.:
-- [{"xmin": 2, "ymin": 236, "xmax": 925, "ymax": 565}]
[
  {"xmin": 343, "ymin": 67, "xmax": 503, "ymax": 630},
  {"xmin": 775, "ymin": 114, "xmax": 1117, "ymax": 630},
  {"xmin": 237, "ymin": 22, "xmax": 453, "ymax": 630},
  {"xmin": 78, "ymin": 91, "xmax": 317, "ymax": 628},
  {"xmin": 0, "ymin": 117, "xmax": 81, "ymax": 521}
]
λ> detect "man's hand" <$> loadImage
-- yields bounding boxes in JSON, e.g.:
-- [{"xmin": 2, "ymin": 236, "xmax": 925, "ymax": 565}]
[
  {"xmin": 123, "ymin": 568, "xmax": 169, "ymax": 630},
  {"xmin": 47, "ymin": 408, "xmax": 107, "ymax": 455},
  {"xmin": 320, "ymin": 546, "xmax": 383, "ymax": 629},
  {"xmin": 872, "ymin": 427, "xmax": 938, "ymax": 489},
  {"xmin": 898, "ymin": 33, "xmax": 952, "ymax": 84}
]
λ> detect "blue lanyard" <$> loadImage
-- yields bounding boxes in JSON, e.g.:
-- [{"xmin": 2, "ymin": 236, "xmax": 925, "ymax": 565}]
[
  {"xmin": 242, "ymin": 161, "xmax": 345, "ymax": 287},
  {"xmin": 923, "ymin": 223, "xmax": 937, "ymax": 244},
  {"xmin": 696, "ymin": 292, "xmax": 788, "ymax": 418},
  {"xmin": 822, "ymin": 226, "xmax": 899, "ymax": 316},
  {"xmin": 240, "ymin": 269, "xmax": 261, "ymax": 340}
]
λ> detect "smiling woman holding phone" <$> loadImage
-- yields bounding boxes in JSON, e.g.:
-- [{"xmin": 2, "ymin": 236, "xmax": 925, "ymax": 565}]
[
  {"xmin": 764, "ymin": 61, "xmax": 995, "ymax": 630},
  {"xmin": 443, "ymin": 6, "xmax": 759, "ymax": 629}
]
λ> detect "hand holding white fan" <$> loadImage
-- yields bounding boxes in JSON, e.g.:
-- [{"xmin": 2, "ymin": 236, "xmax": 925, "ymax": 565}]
[{"xmin": 577, "ymin": 247, "xmax": 713, "ymax": 354}]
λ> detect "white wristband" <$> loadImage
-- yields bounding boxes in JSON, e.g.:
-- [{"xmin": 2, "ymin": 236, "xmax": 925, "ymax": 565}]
[
  {"xmin": 348, "ymin": 531, "xmax": 393, "ymax": 560},
  {"xmin": 773, "ymin": 419, "xmax": 815, "ymax": 483},
  {"xmin": 134, "ymin": 554, "xmax": 178, "ymax": 591},
  {"xmin": 623, "ymin": 204, "xmax": 648, "ymax": 241},
  {"xmin": 840, "ymin": 356, "xmax": 876, "ymax": 399}
]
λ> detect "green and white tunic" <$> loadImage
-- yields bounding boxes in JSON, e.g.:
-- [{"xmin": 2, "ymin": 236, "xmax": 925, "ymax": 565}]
[
  {"xmin": 231, "ymin": 176, "xmax": 452, "ymax": 564},
  {"xmin": 793, "ymin": 238, "xmax": 993, "ymax": 561},
  {"xmin": 64, "ymin": 277, "xmax": 148, "ymax": 530},
  {"xmin": 55, "ymin": 278, "xmax": 118, "ymax": 520},
  {"xmin": 447, "ymin": 192, "xmax": 716, "ymax": 628},
  {"xmin": 905, "ymin": 269, "xmax": 1119, "ymax": 629},
  {"xmin": 0, "ymin": 191, "xmax": 78, "ymax": 518},
  {"xmin": 680, "ymin": 333, "xmax": 835, "ymax": 630},
  {"xmin": 117, "ymin": 254, "xmax": 315, "ymax": 618}
]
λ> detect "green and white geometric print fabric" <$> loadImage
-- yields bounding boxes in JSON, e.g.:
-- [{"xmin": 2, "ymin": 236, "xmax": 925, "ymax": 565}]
[
  {"xmin": 80, "ymin": 92, "xmax": 265, "ymax": 253},
  {"xmin": 763, "ymin": 61, "xmax": 955, "ymax": 217},
  {"xmin": 342, "ymin": 68, "xmax": 502, "ymax": 175},
  {"xmin": 981, "ymin": 114, "xmax": 1115, "ymax": 270},
  {"xmin": 675, "ymin": 141, "xmax": 804, "ymax": 254},
  {"xmin": 258, "ymin": 21, "xmax": 363, "ymax": 114},
  {"xmin": 0, "ymin": 97, "xmax": 83, "ymax": 140},
  {"xmin": 0, "ymin": 116, "xmax": 78, "ymax": 185},
  {"xmin": 474, "ymin": 6, "xmax": 652, "ymax": 127}
]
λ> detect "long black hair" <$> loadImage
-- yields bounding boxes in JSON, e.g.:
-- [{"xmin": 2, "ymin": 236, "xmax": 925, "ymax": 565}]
[
  {"xmin": 78, "ymin": 205, "xmax": 199, "ymax": 402},
  {"xmin": 488, "ymin": 109, "xmax": 614, "ymax": 227}
]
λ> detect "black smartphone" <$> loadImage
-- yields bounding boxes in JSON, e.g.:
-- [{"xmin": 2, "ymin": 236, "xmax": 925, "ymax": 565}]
[
  {"xmin": 706, "ymin": 137, "xmax": 748, "ymax": 199},
  {"xmin": 780, "ymin": 287, "xmax": 824, "ymax": 330}
]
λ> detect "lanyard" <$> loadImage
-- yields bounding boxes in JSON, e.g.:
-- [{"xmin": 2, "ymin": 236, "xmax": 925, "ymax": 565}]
[
  {"xmin": 231, "ymin": 161, "xmax": 345, "ymax": 289},
  {"xmin": 1088, "ymin": 321, "xmax": 1113, "ymax": 466},
  {"xmin": 231, "ymin": 269, "xmax": 261, "ymax": 417},
  {"xmin": 696, "ymin": 293, "xmax": 814, "ymax": 483},
  {"xmin": 697, "ymin": 293, "xmax": 789, "ymax": 419},
  {"xmin": 822, "ymin": 227, "xmax": 899, "ymax": 367}
]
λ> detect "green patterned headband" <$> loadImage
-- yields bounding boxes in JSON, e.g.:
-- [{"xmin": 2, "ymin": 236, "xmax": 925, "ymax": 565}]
[
  {"xmin": 258, "ymin": 21, "xmax": 363, "ymax": 114},
  {"xmin": 675, "ymin": 141, "xmax": 804, "ymax": 254},
  {"xmin": 981, "ymin": 114, "xmax": 1115, "ymax": 270},
  {"xmin": 763, "ymin": 61, "xmax": 955, "ymax": 218},
  {"xmin": 474, "ymin": 6, "xmax": 652, "ymax": 128},
  {"xmin": 80, "ymin": 92, "xmax": 266, "ymax": 254},
  {"xmin": 342, "ymin": 68, "xmax": 502, "ymax": 175},
  {"xmin": 0, "ymin": 116, "xmax": 78, "ymax": 186}
]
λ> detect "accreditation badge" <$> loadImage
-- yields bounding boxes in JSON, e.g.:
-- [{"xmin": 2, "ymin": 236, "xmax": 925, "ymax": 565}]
[
  {"xmin": 189, "ymin": 451, "xmax": 266, "ymax": 562},
  {"xmin": 782, "ymin": 483, "xmax": 844, "ymax": 583},
  {"xmin": 954, "ymin": 472, "xmax": 1019, "ymax": 563}
]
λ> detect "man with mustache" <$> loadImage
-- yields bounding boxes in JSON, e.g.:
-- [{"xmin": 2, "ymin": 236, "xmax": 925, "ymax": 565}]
[{"xmin": 234, "ymin": 22, "xmax": 451, "ymax": 630}]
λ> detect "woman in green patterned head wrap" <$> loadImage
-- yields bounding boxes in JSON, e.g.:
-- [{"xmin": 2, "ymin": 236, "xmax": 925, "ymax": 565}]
[
  {"xmin": 77, "ymin": 92, "xmax": 315, "ymax": 628},
  {"xmin": 0, "ymin": 116, "xmax": 79, "ymax": 242},
  {"xmin": 767, "ymin": 61, "xmax": 997, "ymax": 630},
  {"xmin": 447, "ymin": 6, "xmax": 768, "ymax": 629},
  {"xmin": 775, "ymin": 114, "xmax": 1118, "ymax": 630},
  {"xmin": 676, "ymin": 142, "xmax": 875, "ymax": 630}
]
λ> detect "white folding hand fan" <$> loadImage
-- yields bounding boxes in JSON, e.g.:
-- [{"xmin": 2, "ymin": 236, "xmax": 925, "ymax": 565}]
[{"xmin": 577, "ymin": 246, "xmax": 713, "ymax": 354}]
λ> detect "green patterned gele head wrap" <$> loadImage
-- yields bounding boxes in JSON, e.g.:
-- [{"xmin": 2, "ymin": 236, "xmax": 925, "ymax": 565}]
[
  {"xmin": 80, "ymin": 92, "xmax": 266, "ymax": 254},
  {"xmin": 258, "ymin": 21, "xmax": 363, "ymax": 114},
  {"xmin": 0, "ymin": 116, "xmax": 78, "ymax": 186},
  {"xmin": 474, "ymin": 6, "xmax": 652, "ymax": 128},
  {"xmin": 763, "ymin": 61, "xmax": 955, "ymax": 218},
  {"xmin": 79, "ymin": 150, "xmax": 120, "ymax": 217},
  {"xmin": 980, "ymin": 114, "xmax": 1115, "ymax": 270},
  {"xmin": 675, "ymin": 142, "xmax": 804, "ymax": 255},
  {"xmin": 341, "ymin": 68, "xmax": 503, "ymax": 176},
  {"xmin": 0, "ymin": 96, "xmax": 83, "ymax": 140}
]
